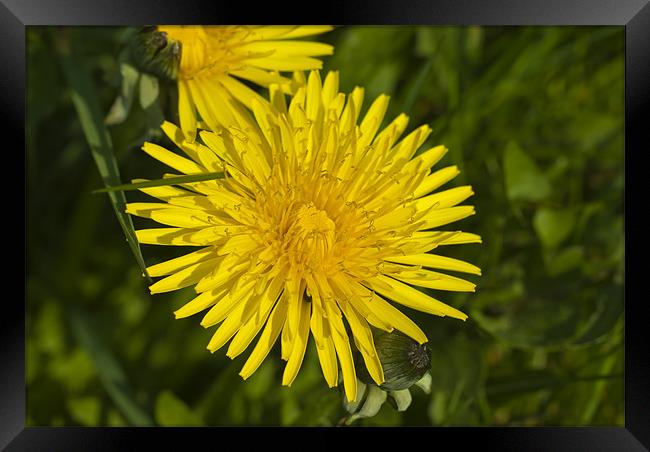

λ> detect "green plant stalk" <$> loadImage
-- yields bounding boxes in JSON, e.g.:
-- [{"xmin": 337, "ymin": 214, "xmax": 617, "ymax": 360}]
[{"xmin": 56, "ymin": 32, "xmax": 151, "ymax": 283}]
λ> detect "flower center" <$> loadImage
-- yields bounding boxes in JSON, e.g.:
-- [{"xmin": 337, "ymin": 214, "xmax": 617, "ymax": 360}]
[{"xmin": 283, "ymin": 203, "xmax": 336, "ymax": 271}]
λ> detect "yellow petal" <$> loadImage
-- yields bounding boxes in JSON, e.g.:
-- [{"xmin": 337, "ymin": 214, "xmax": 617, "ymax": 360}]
[
  {"xmin": 328, "ymin": 273, "xmax": 392, "ymax": 332},
  {"xmin": 166, "ymin": 195, "xmax": 220, "ymax": 211},
  {"xmin": 385, "ymin": 253, "xmax": 481, "ymax": 275},
  {"xmin": 216, "ymin": 234, "xmax": 260, "ymax": 256},
  {"xmin": 269, "ymin": 82, "xmax": 288, "ymax": 114},
  {"xmin": 227, "ymin": 273, "xmax": 286, "ymax": 358},
  {"xmin": 177, "ymin": 80, "xmax": 197, "ymax": 141},
  {"xmin": 282, "ymin": 299, "xmax": 311, "ymax": 386},
  {"xmin": 310, "ymin": 300, "xmax": 338, "ymax": 387},
  {"xmin": 240, "ymin": 40, "xmax": 333, "ymax": 57},
  {"xmin": 200, "ymin": 279, "xmax": 256, "ymax": 327},
  {"xmin": 239, "ymin": 298, "xmax": 289, "ymax": 380},
  {"xmin": 413, "ymin": 165, "xmax": 460, "ymax": 198},
  {"xmin": 392, "ymin": 268, "xmax": 477, "ymax": 292},
  {"xmin": 146, "ymin": 246, "xmax": 215, "ymax": 277},
  {"xmin": 141, "ymin": 142, "xmax": 204, "ymax": 175},
  {"xmin": 148, "ymin": 257, "xmax": 221, "ymax": 294},
  {"xmin": 126, "ymin": 204, "xmax": 222, "ymax": 228},
  {"xmin": 437, "ymin": 232, "xmax": 482, "ymax": 245},
  {"xmin": 345, "ymin": 280, "xmax": 428, "ymax": 344},
  {"xmin": 136, "ymin": 227, "xmax": 227, "ymax": 246},
  {"xmin": 250, "ymin": 98, "xmax": 280, "ymax": 153},
  {"xmin": 194, "ymin": 144, "xmax": 225, "ymax": 173},
  {"xmin": 363, "ymin": 275, "xmax": 468, "ymax": 321},
  {"xmin": 206, "ymin": 292, "xmax": 261, "ymax": 352},
  {"xmin": 321, "ymin": 71, "xmax": 339, "ymax": 108},
  {"xmin": 305, "ymin": 70, "xmax": 323, "ymax": 123},
  {"xmin": 387, "ymin": 125, "xmax": 432, "ymax": 166},
  {"xmin": 159, "ymin": 120, "xmax": 223, "ymax": 172},
  {"xmin": 219, "ymin": 75, "xmax": 268, "ymax": 110},
  {"xmin": 420, "ymin": 206, "xmax": 476, "ymax": 230},
  {"xmin": 247, "ymin": 56, "xmax": 324, "ymax": 72},
  {"xmin": 325, "ymin": 301, "xmax": 357, "ymax": 402},
  {"xmin": 174, "ymin": 285, "xmax": 230, "ymax": 319},
  {"xmin": 230, "ymin": 67, "xmax": 289, "ymax": 86},
  {"xmin": 374, "ymin": 113, "xmax": 409, "ymax": 149},
  {"xmin": 132, "ymin": 179, "xmax": 192, "ymax": 201},
  {"xmin": 194, "ymin": 259, "xmax": 250, "ymax": 294},
  {"xmin": 414, "ymin": 186, "xmax": 475, "ymax": 211},
  {"xmin": 189, "ymin": 79, "xmax": 237, "ymax": 130},
  {"xmin": 404, "ymin": 145, "xmax": 448, "ymax": 173},
  {"xmin": 396, "ymin": 231, "xmax": 482, "ymax": 254},
  {"xmin": 281, "ymin": 278, "xmax": 303, "ymax": 359},
  {"xmin": 338, "ymin": 300, "xmax": 384, "ymax": 386},
  {"xmin": 248, "ymin": 25, "xmax": 333, "ymax": 40},
  {"xmin": 359, "ymin": 94, "xmax": 389, "ymax": 149}
]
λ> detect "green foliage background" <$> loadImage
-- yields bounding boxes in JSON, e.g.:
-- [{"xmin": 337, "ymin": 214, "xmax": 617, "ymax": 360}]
[{"xmin": 26, "ymin": 26, "xmax": 624, "ymax": 426}]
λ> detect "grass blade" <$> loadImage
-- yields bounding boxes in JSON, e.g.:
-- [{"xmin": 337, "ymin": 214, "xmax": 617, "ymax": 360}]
[
  {"xmin": 93, "ymin": 171, "xmax": 225, "ymax": 194},
  {"xmin": 57, "ymin": 34, "xmax": 151, "ymax": 283}
]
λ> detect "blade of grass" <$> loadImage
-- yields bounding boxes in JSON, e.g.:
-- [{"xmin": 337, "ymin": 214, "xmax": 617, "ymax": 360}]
[
  {"xmin": 55, "ymin": 30, "xmax": 151, "ymax": 283},
  {"xmin": 67, "ymin": 304, "xmax": 154, "ymax": 426},
  {"xmin": 93, "ymin": 171, "xmax": 225, "ymax": 194}
]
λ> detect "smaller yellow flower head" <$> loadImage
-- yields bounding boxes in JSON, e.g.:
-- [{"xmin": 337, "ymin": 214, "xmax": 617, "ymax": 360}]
[
  {"xmin": 128, "ymin": 71, "xmax": 481, "ymax": 402},
  {"xmin": 156, "ymin": 25, "xmax": 334, "ymax": 139}
]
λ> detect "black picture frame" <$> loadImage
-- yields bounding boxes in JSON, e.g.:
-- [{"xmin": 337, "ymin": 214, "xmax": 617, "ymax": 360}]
[{"xmin": 11, "ymin": 0, "xmax": 649, "ymax": 449}]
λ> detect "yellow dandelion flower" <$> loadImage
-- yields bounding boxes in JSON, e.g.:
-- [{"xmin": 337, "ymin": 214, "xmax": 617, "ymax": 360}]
[
  {"xmin": 128, "ymin": 70, "xmax": 481, "ymax": 402},
  {"xmin": 155, "ymin": 25, "xmax": 333, "ymax": 139}
]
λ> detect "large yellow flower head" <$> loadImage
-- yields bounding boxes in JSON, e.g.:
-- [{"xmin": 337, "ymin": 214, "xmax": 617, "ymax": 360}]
[
  {"xmin": 155, "ymin": 25, "xmax": 333, "ymax": 139},
  {"xmin": 128, "ymin": 71, "xmax": 481, "ymax": 402}
]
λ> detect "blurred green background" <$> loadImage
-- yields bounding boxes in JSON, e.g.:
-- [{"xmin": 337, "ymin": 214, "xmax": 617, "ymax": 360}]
[{"xmin": 26, "ymin": 26, "xmax": 624, "ymax": 426}]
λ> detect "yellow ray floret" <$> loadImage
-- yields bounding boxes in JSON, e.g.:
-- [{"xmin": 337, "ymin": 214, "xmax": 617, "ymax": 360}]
[
  {"xmin": 156, "ymin": 25, "xmax": 334, "ymax": 140},
  {"xmin": 128, "ymin": 70, "xmax": 481, "ymax": 401}
]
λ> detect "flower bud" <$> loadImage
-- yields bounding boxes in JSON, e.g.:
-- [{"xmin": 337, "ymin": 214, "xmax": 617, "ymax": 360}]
[
  {"xmin": 129, "ymin": 26, "xmax": 181, "ymax": 81},
  {"xmin": 356, "ymin": 328, "xmax": 432, "ymax": 391}
]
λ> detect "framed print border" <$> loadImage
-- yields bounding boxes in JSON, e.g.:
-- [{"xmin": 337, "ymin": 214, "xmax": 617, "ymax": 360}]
[{"xmin": 9, "ymin": 0, "xmax": 649, "ymax": 449}]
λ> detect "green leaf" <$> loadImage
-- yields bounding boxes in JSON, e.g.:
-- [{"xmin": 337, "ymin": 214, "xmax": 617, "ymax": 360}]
[
  {"xmin": 93, "ymin": 171, "xmax": 225, "ymax": 193},
  {"xmin": 533, "ymin": 208, "xmax": 576, "ymax": 248},
  {"xmin": 139, "ymin": 72, "xmax": 159, "ymax": 109},
  {"xmin": 67, "ymin": 305, "xmax": 154, "ymax": 426},
  {"xmin": 58, "ymin": 48, "xmax": 151, "ymax": 282},
  {"xmin": 503, "ymin": 141, "xmax": 551, "ymax": 202},
  {"xmin": 472, "ymin": 296, "xmax": 582, "ymax": 349},
  {"xmin": 155, "ymin": 391, "xmax": 205, "ymax": 426},
  {"xmin": 573, "ymin": 286, "xmax": 623, "ymax": 345},
  {"xmin": 543, "ymin": 246, "xmax": 584, "ymax": 275},
  {"xmin": 105, "ymin": 63, "xmax": 140, "ymax": 125}
]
